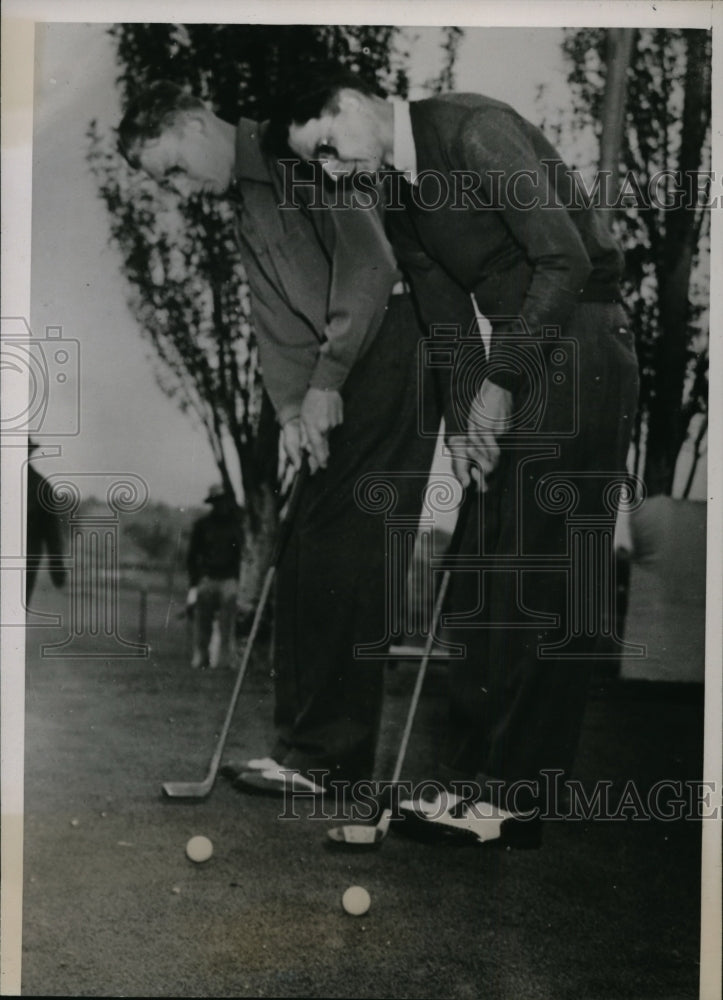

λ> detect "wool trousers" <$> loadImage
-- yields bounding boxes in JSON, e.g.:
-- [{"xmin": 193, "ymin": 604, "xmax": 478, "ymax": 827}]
[
  {"xmin": 441, "ymin": 302, "xmax": 640, "ymax": 813},
  {"xmin": 272, "ymin": 293, "xmax": 439, "ymax": 782}
]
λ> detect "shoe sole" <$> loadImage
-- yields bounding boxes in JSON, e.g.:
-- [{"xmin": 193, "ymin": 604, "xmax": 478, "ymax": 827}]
[{"xmin": 232, "ymin": 771, "xmax": 326, "ymax": 797}]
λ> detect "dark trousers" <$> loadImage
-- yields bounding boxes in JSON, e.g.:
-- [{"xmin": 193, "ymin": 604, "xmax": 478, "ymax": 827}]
[
  {"xmin": 272, "ymin": 294, "xmax": 439, "ymax": 782},
  {"xmin": 442, "ymin": 302, "xmax": 640, "ymax": 812}
]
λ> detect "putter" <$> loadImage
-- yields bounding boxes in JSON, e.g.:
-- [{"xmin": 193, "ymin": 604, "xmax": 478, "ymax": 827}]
[
  {"xmin": 327, "ymin": 487, "xmax": 473, "ymax": 848},
  {"xmin": 162, "ymin": 458, "xmax": 309, "ymax": 798}
]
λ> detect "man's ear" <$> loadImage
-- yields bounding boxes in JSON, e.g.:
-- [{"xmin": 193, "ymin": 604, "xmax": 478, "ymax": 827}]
[
  {"xmin": 336, "ymin": 88, "xmax": 364, "ymax": 114},
  {"xmin": 176, "ymin": 109, "xmax": 208, "ymax": 138}
]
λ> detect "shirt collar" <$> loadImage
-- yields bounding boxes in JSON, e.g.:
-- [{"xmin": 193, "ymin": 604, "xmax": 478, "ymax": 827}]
[
  {"xmin": 392, "ymin": 99, "xmax": 418, "ymax": 185},
  {"xmin": 233, "ymin": 118, "xmax": 273, "ymax": 185}
]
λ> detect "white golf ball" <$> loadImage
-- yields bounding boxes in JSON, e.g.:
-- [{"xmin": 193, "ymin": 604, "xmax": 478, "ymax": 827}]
[
  {"xmin": 342, "ymin": 885, "xmax": 371, "ymax": 916},
  {"xmin": 186, "ymin": 835, "xmax": 213, "ymax": 863}
]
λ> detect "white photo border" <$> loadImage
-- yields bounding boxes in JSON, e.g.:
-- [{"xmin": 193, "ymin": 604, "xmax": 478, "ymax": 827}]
[{"xmin": 2, "ymin": 2, "xmax": 720, "ymax": 997}]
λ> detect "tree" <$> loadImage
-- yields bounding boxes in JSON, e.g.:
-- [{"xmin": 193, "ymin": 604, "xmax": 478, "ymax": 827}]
[
  {"xmin": 87, "ymin": 23, "xmax": 413, "ymax": 614},
  {"xmin": 428, "ymin": 26, "xmax": 465, "ymax": 92},
  {"xmin": 599, "ymin": 29, "xmax": 636, "ymax": 183},
  {"xmin": 561, "ymin": 28, "xmax": 711, "ymax": 496}
]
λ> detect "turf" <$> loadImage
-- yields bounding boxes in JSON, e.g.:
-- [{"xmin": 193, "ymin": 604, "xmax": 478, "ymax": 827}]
[{"xmin": 19, "ymin": 579, "xmax": 707, "ymax": 998}]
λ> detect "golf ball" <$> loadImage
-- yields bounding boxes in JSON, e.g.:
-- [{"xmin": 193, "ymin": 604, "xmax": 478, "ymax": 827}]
[
  {"xmin": 186, "ymin": 835, "xmax": 213, "ymax": 863},
  {"xmin": 342, "ymin": 885, "xmax": 371, "ymax": 916}
]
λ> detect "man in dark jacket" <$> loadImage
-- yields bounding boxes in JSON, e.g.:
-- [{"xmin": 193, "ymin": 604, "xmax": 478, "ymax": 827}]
[
  {"xmin": 280, "ymin": 68, "xmax": 640, "ymax": 843},
  {"xmin": 187, "ymin": 484, "xmax": 244, "ymax": 670}
]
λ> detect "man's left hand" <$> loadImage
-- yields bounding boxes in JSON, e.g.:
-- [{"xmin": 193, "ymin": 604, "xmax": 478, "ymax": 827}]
[{"xmin": 300, "ymin": 388, "xmax": 344, "ymax": 471}]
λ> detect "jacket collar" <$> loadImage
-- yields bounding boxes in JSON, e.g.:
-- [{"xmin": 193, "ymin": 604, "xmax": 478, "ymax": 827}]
[{"xmin": 391, "ymin": 99, "xmax": 418, "ymax": 184}]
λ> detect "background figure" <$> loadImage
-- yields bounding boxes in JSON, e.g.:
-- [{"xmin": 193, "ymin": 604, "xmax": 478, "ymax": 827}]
[
  {"xmin": 26, "ymin": 441, "xmax": 68, "ymax": 605},
  {"xmin": 187, "ymin": 484, "xmax": 243, "ymax": 670}
]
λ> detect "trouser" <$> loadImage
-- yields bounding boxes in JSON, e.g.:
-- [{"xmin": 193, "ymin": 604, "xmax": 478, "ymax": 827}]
[
  {"xmin": 192, "ymin": 576, "xmax": 239, "ymax": 669},
  {"xmin": 442, "ymin": 302, "xmax": 640, "ymax": 813},
  {"xmin": 272, "ymin": 293, "xmax": 439, "ymax": 782}
]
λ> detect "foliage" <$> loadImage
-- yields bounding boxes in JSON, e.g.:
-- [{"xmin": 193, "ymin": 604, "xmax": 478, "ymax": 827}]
[
  {"xmin": 560, "ymin": 28, "xmax": 711, "ymax": 495},
  {"xmin": 428, "ymin": 27, "xmax": 465, "ymax": 92},
  {"xmin": 76, "ymin": 495, "xmax": 198, "ymax": 566},
  {"xmin": 122, "ymin": 503, "xmax": 186, "ymax": 564},
  {"xmin": 87, "ymin": 128, "xmax": 263, "ymax": 499}
]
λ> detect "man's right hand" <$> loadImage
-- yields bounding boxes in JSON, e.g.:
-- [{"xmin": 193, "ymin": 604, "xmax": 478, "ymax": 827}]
[
  {"xmin": 300, "ymin": 387, "xmax": 343, "ymax": 471},
  {"xmin": 448, "ymin": 378, "xmax": 513, "ymax": 492},
  {"xmin": 448, "ymin": 434, "xmax": 473, "ymax": 489},
  {"xmin": 281, "ymin": 417, "xmax": 313, "ymax": 472}
]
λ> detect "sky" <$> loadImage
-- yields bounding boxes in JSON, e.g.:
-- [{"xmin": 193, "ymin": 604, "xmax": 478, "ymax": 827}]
[
  {"xmin": 27, "ymin": 22, "xmax": 577, "ymax": 509},
  {"xmin": 30, "ymin": 23, "xmax": 219, "ymax": 508}
]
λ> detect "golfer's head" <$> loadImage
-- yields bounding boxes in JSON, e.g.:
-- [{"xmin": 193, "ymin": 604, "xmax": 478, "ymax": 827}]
[
  {"xmin": 117, "ymin": 81, "xmax": 235, "ymax": 198},
  {"xmin": 271, "ymin": 65, "xmax": 393, "ymax": 180}
]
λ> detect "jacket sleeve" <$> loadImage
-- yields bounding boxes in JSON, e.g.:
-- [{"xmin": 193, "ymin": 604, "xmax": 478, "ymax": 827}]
[
  {"xmin": 457, "ymin": 107, "xmax": 592, "ymax": 391},
  {"xmin": 239, "ymin": 187, "xmax": 398, "ymax": 423},
  {"xmin": 241, "ymin": 248, "xmax": 321, "ymax": 426},
  {"xmin": 388, "ymin": 205, "xmax": 482, "ymax": 436},
  {"xmin": 308, "ymin": 198, "xmax": 399, "ymax": 392}
]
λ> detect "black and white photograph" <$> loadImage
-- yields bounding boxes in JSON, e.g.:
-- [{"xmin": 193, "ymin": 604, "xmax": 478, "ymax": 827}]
[{"xmin": 1, "ymin": 1, "xmax": 721, "ymax": 997}]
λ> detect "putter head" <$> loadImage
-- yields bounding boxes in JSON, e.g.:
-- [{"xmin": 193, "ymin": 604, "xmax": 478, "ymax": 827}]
[
  {"xmin": 325, "ymin": 823, "xmax": 386, "ymax": 851},
  {"xmin": 161, "ymin": 780, "xmax": 213, "ymax": 799}
]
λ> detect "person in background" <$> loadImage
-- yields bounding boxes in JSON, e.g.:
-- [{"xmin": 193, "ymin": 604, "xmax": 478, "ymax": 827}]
[
  {"xmin": 25, "ymin": 439, "xmax": 68, "ymax": 606},
  {"xmin": 187, "ymin": 483, "xmax": 244, "ymax": 671}
]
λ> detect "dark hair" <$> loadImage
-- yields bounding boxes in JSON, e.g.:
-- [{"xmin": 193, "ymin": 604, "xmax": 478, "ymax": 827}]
[
  {"xmin": 265, "ymin": 62, "xmax": 385, "ymax": 157},
  {"xmin": 117, "ymin": 80, "xmax": 206, "ymax": 167}
]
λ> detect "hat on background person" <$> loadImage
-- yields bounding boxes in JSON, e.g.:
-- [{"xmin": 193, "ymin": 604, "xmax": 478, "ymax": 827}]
[
  {"xmin": 204, "ymin": 483, "xmax": 229, "ymax": 504},
  {"xmin": 204, "ymin": 483, "xmax": 226, "ymax": 503}
]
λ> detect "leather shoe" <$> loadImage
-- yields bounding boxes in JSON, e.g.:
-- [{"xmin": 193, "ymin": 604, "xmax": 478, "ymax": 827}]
[{"xmin": 397, "ymin": 792, "xmax": 542, "ymax": 849}]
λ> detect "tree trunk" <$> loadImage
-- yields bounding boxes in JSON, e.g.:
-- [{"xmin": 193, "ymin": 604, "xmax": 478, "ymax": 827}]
[
  {"xmin": 644, "ymin": 252, "xmax": 696, "ymax": 496},
  {"xmin": 600, "ymin": 29, "xmax": 636, "ymax": 196},
  {"xmin": 643, "ymin": 30, "xmax": 711, "ymax": 496},
  {"xmin": 236, "ymin": 391, "xmax": 281, "ymax": 620},
  {"xmin": 681, "ymin": 414, "xmax": 707, "ymax": 499},
  {"xmin": 237, "ymin": 480, "xmax": 278, "ymax": 624}
]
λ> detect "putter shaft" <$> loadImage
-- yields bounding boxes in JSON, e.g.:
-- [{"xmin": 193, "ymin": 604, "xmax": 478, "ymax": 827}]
[
  {"xmin": 327, "ymin": 490, "xmax": 473, "ymax": 846},
  {"xmin": 161, "ymin": 462, "xmax": 309, "ymax": 799}
]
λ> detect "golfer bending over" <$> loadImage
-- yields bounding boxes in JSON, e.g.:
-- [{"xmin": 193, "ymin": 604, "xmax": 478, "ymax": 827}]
[
  {"xmin": 118, "ymin": 81, "xmax": 440, "ymax": 793},
  {"xmin": 278, "ymin": 65, "xmax": 640, "ymax": 846}
]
